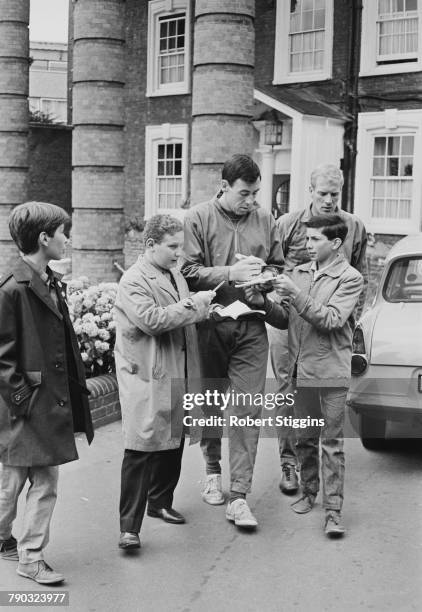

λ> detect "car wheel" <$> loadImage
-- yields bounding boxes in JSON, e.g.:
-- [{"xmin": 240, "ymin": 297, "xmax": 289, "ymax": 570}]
[{"xmin": 359, "ymin": 414, "xmax": 387, "ymax": 450}]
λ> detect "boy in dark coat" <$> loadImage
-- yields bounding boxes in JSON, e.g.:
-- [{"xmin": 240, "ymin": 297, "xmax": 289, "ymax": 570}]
[{"xmin": 0, "ymin": 202, "xmax": 94, "ymax": 584}]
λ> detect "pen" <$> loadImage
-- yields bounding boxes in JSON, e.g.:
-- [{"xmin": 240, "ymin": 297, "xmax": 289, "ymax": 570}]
[{"xmin": 213, "ymin": 280, "xmax": 225, "ymax": 292}]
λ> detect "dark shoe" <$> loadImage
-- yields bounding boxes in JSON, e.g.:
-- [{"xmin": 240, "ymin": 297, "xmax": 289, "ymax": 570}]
[
  {"xmin": 291, "ymin": 494, "xmax": 315, "ymax": 514},
  {"xmin": 324, "ymin": 511, "xmax": 345, "ymax": 538},
  {"xmin": 279, "ymin": 463, "xmax": 299, "ymax": 494},
  {"xmin": 147, "ymin": 507, "xmax": 186, "ymax": 524},
  {"xmin": 0, "ymin": 535, "xmax": 18, "ymax": 561},
  {"xmin": 118, "ymin": 532, "xmax": 141, "ymax": 550},
  {"xmin": 17, "ymin": 560, "xmax": 64, "ymax": 584}
]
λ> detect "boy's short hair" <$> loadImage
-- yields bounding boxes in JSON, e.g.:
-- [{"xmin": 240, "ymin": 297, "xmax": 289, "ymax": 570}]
[
  {"xmin": 222, "ymin": 154, "xmax": 261, "ymax": 186},
  {"xmin": 143, "ymin": 214, "xmax": 183, "ymax": 245},
  {"xmin": 9, "ymin": 201, "xmax": 71, "ymax": 255},
  {"xmin": 310, "ymin": 164, "xmax": 344, "ymax": 188},
  {"xmin": 304, "ymin": 214, "xmax": 348, "ymax": 244}
]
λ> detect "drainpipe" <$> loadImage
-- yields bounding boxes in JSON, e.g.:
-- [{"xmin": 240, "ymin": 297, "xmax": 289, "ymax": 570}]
[{"xmin": 342, "ymin": 0, "xmax": 362, "ymax": 213}]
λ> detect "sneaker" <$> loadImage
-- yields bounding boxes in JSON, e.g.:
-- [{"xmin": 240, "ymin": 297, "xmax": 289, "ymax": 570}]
[
  {"xmin": 225, "ymin": 498, "xmax": 258, "ymax": 529},
  {"xmin": 0, "ymin": 535, "xmax": 18, "ymax": 561},
  {"xmin": 279, "ymin": 463, "xmax": 299, "ymax": 494},
  {"xmin": 201, "ymin": 474, "xmax": 225, "ymax": 505},
  {"xmin": 17, "ymin": 560, "xmax": 64, "ymax": 584},
  {"xmin": 324, "ymin": 511, "xmax": 345, "ymax": 538},
  {"xmin": 291, "ymin": 494, "xmax": 315, "ymax": 514}
]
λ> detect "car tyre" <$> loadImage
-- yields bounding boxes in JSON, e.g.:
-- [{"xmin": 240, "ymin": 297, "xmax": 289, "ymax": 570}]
[{"xmin": 359, "ymin": 414, "xmax": 387, "ymax": 451}]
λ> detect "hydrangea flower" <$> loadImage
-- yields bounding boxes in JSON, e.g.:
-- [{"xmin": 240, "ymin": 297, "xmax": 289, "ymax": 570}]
[{"xmin": 68, "ymin": 277, "xmax": 118, "ymax": 378}]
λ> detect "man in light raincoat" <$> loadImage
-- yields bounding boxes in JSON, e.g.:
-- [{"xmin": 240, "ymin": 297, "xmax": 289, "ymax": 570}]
[{"xmin": 114, "ymin": 214, "xmax": 215, "ymax": 552}]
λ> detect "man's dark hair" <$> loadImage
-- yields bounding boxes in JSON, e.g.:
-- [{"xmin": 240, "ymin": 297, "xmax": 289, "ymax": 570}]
[
  {"xmin": 222, "ymin": 154, "xmax": 261, "ymax": 186},
  {"xmin": 9, "ymin": 201, "xmax": 71, "ymax": 255},
  {"xmin": 143, "ymin": 214, "xmax": 183, "ymax": 245},
  {"xmin": 304, "ymin": 214, "xmax": 348, "ymax": 244}
]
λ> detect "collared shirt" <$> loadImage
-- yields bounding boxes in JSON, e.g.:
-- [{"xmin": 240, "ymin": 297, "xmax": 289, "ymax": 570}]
[
  {"xmin": 310, "ymin": 256, "xmax": 341, "ymax": 281},
  {"xmin": 149, "ymin": 260, "xmax": 180, "ymax": 297},
  {"xmin": 275, "ymin": 202, "xmax": 368, "ymax": 317},
  {"xmin": 20, "ymin": 254, "xmax": 59, "ymax": 308},
  {"xmin": 20, "ymin": 254, "xmax": 49, "ymax": 284}
]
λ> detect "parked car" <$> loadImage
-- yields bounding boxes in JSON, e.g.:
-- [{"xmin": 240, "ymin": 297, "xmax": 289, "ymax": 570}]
[{"xmin": 348, "ymin": 234, "xmax": 422, "ymax": 449}]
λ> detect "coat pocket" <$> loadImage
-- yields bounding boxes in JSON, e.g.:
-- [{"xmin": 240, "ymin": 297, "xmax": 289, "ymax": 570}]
[
  {"xmin": 25, "ymin": 371, "xmax": 42, "ymax": 419},
  {"xmin": 11, "ymin": 371, "xmax": 42, "ymax": 420},
  {"xmin": 25, "ymin": 370, "xmax": 42, "ymax": 386}
]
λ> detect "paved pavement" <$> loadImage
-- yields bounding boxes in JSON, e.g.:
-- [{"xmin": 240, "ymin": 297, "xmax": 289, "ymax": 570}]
[{"xmin": 1, "ymin": 419, "xmax": 422, "ymax": 612}]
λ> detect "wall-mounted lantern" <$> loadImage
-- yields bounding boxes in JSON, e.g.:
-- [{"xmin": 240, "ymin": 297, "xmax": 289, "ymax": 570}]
[{"xmin": 264, "ymin": 115, "xmax": 283, "ymax": 147}]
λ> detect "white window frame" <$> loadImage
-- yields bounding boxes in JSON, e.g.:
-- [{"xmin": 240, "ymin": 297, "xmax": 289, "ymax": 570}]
[
  {"xmin": 360, "ymin": 0, "xmax": 422, "ymax": 76},
  {"xmin": 273, "ymin": 0, "xmax": 334, "ymax": 84},
  {"xmin": 29, "ymin": 97, "xmax": 67, "ymax": 123},
  {"xmin": 147, "ymin": 0, "xmax": 191, "ymax": 97},
  {"xmin": 355, "ymin": 109, "xmax": 422, "ymax": 234},
  {"xmin": 145, "ymin": 123, "xmax": 188, "ymax": 219},
  {"xmin": 29, "ymin": 97, "xmax": 41, "ymax": 112}
]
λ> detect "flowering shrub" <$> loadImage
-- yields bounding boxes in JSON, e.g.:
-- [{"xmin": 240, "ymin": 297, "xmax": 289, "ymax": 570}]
[{"xmin": 67, "ymin": 277, "xmax": 118, "ymax": 378}]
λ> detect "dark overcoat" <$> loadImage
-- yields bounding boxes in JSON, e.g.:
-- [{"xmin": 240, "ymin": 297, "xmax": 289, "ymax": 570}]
[{"xmin": 0, "ymin": 259, "xmax": 94, "ymax": 466}]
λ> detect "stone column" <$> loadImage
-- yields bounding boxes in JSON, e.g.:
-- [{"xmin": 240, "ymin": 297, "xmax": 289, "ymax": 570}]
[
  {"xmin": 0, "ymin": 0, "xmax": 29, "ymax": 272},
  {"xmin": 191, "ymin": 0, "xmax": 255, "ymax": 203},
  {"xmin": 71, "ymin": 0, "xmax": 126, "ymax": 281},
  {"xmin": 260, "ymin": 149, "xmax": 275, "ymax": 213}
]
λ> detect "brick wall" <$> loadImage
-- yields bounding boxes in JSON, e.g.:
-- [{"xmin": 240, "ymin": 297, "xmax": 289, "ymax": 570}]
[
  {"xmin": 255, "ymin": 1, "xmax": 422, "ymax": 114},
  {"xmin": 124, "ymin": 230, "xmax": 145, "ymax": 269},
  {"xmin": 0, "ymin": 0, "xmax": 29, "ymax": 276},
  {"xmin": 28, "ymin": 124, "xmax": 72, "ymax": 213},
  {"xmin": 87, "ymin": 373, "xmax": 121, "ymax": 429},
  {"xmin": 124, "ymin": 0, "xmax": 193, "ymax": 221},
  {"xmin": 71, "ymin": 0, "xmax": 125, "ymax": 282},
  {"xmin": 359, "ymin": 73, "xmax": 422, "ymax": 113},
  {"xmin": 255, "ymin": 0, "xmax": 350, "ymax": 109}
]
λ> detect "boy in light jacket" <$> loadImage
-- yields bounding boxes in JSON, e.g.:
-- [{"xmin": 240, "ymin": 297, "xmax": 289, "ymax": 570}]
[{"xmin": 245, "ymin": 214, "xmax": 363, "ymax": 537}]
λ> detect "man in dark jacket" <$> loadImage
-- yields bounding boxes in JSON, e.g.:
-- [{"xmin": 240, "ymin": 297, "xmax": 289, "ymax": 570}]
[{"xmin": 0, "ymin": 202, "xmax": 93, "ymax": 585}]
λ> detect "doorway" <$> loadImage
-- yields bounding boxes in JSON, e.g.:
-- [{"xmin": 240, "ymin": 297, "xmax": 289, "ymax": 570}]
[{"xmin": 272, "ymin": 174, "xmax": 290, "ymax": 219}]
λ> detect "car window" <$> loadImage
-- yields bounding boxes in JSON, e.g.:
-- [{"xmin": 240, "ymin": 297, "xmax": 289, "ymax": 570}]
[{"xmin": 383, "ymin": 256, "xmax": 422, "ymax": 302}]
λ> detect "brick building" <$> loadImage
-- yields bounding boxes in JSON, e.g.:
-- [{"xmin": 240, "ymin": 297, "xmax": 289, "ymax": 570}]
[
  {"xmin": 1, "ymin": 0, "xmax": 421, "ymax": 280},
  {"xmin": 29, "ymin": 41, "xmax": 68, "ymax": 124}
]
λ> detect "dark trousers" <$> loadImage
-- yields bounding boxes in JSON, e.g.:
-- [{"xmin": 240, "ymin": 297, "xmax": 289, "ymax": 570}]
[{"xmin": 119, "ymin": 440, "xmax": 184, "ymax": 533}]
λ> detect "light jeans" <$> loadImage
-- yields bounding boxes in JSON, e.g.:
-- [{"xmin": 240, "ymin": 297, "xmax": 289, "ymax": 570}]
[
  {"xmin": 267, "ymin": 325, "xmax": 298, "ymax": 467},
  {"xmin": 0, "ymin": 464, "xmax": 58, "ymax": 563},
  {"xmin": 294, "ymin": 387, "xmax": 347, "ymax": 511},
  {"xmin": 198, "ymin": 319, "xmax": 268, "ymax": 495}
]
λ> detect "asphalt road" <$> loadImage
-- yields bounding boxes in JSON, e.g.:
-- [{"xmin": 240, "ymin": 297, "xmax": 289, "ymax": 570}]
[{"xmin": 1, "ymin": 418, "xmax": 421, "ymax": 612}]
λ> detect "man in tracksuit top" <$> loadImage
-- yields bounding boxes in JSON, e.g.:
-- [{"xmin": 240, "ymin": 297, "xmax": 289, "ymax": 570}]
[
  {"xmin": 269, "ymin": 164, "xmax": 368, "ymax": 497},
  {"xmin": 181, "ymin": 154, "xmax": 284, "ymax": 529}
]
